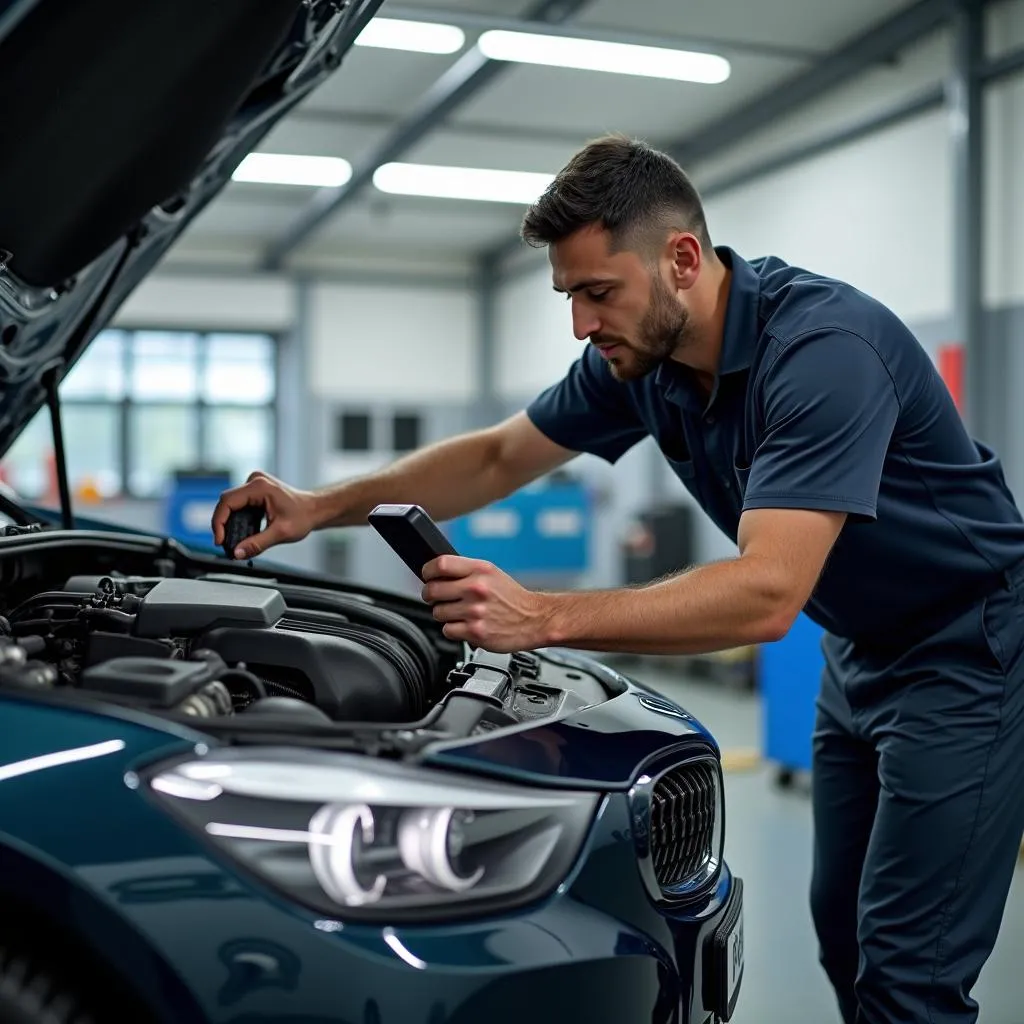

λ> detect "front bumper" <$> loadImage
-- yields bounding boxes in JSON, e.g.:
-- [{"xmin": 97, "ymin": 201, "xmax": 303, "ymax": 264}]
[{"xmin": 71, "ymin": 792, "xmax": 742, "ymax": 1024}]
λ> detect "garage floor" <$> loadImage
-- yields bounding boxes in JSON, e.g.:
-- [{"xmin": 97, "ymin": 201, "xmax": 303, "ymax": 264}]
[{"xmin": 636, "ymin": 666, "xmax": 1024, "ymax": 1024}]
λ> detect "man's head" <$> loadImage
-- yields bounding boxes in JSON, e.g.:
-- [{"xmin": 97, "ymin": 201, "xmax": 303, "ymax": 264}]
[{"xmin": 521, "ymin": 134, "xmax": 715, "ymax": 382}]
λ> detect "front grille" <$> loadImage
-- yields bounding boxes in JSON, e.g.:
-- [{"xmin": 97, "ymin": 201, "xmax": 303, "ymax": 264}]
[{"xmin": 650, "ymin": 760, "xmax": 718, "ymax": 888}]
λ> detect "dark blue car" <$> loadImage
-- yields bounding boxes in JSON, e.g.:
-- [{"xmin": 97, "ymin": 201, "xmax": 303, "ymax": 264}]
[{"xmin": 0, "ymin": 2, "xmax": 743, "ymax": 1021}]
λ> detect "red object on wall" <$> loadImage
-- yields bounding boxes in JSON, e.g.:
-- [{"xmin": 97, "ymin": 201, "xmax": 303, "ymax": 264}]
[{"xmin": 938, "ymin": 343, "xmax": 964, "ymax": 413}]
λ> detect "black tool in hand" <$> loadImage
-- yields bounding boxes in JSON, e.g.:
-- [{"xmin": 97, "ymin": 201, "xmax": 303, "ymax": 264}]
[
  {"xmin": 222, "ymin": 506, "xmax": 265, "ymax": 560},
  {"xmin": 367, "ymin": 504, "xmax": 458, "ymax": 580}
]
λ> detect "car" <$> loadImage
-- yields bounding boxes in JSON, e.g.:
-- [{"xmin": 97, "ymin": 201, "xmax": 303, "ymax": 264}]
[{"xmin": 0, "ymin": 2, "xmax": 744, "ymax": 1022}]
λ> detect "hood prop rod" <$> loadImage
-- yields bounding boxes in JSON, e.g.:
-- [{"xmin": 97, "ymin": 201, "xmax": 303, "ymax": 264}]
[
  {"xmin": 34, "ymin": 227, "xmax": 145, "ymax": 534},
  {"xmin": 42, "ymin": 369, "xmax": 73, "ymax": 530}
]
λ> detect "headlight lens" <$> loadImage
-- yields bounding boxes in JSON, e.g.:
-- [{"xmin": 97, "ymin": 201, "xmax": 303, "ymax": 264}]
[{"xmin": 145, "ymin": 747, "xmax": 599, "ymax": 922}]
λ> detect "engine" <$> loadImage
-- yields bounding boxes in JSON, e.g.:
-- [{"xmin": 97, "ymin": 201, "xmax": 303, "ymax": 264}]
[{"xmin": 0, "ymin": 574, "xmax": 440, "ymax": 724}]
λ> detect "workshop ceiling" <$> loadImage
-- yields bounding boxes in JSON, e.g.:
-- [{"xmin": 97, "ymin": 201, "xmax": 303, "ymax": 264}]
[{"xmin": 169, "ymin": 0, "xmax": 934, "ymax": 275}]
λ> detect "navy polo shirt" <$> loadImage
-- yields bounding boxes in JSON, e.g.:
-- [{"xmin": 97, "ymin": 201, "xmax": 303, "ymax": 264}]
[{"xmin": 526, "ymin": 246, "xmax": 1024, "ymax": 644}]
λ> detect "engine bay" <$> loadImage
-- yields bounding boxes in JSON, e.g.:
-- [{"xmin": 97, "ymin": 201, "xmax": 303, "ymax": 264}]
[{"xmin": 0, "ymin": 539, "xmax": 618, "ymax": 750}]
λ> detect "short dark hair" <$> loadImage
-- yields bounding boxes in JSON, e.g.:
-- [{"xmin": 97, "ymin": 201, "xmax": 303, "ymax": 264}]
[{"xmin": 521, "ymin": 134, "xmax": 711, "ymax": 256}]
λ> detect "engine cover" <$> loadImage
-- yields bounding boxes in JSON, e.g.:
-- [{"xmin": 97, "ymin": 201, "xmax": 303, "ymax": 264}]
[
  {"xmin": 130, "ymin": 579, "xmax": 423, "ymax": 722},
  {"xmin": 134, "ymin": 578, "xmax": 286, "ymax": 636}
]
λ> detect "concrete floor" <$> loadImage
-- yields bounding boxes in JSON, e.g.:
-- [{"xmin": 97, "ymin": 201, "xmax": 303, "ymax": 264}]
[{"xmin": 633, "ymin": 665, "xmax": 1024, "ymax": 1024}]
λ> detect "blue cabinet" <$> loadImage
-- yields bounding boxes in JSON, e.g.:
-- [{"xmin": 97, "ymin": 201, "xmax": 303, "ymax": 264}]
[
  {"xmin": 445, "ymin": 479, "xmax": 591, "ymax": 582},
  {"xmin": 760, "ymin": 611, "xmax": 825, "ymax": 780},
  {"xmin": 164, "ymin": 470, "xmax": 231, "ymax": 551}
]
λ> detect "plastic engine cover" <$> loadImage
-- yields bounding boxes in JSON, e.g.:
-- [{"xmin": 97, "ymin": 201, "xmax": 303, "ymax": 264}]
[
  {"xmin": 133, "ymin": 579, "xmax": 286, "ymax": 637},
  {"xmin": 128, "ymin": 578, "xmax": 417, "ymax": 722},
  {"xmin": 197, "ymin": 624, "xmax": 411, "ymax": 722}
]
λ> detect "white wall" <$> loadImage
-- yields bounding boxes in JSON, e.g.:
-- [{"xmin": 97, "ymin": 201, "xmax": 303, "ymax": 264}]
[
  {"xmin": 114, "ymin": 273, "xmax": 295, "ymax": 331},
  {"xmin": 692, "ymin": 29, "xmax": 951, "ymax": 185},
  {"xmin": 701, "ymin": 109, "xmax": 953, "ymax": 326},
  {"xmin": 495, "ymin": 264, "xmax": 578, "ymax": 402},
  {"xmin": 691, "ymin": 26, "xmax": 955, "ymax": 327},
  {"xmin": 984, "ymin": 0, "xmax": 1024, "ymax": 307},
  {"xmin": 116, "ymin": 273, "xmax": 479, "ymax": 400},
  {"xmin": 984, "ymin": 74, "xmax": 1024, "ymax": 307},
  {"xmin": 308, "ymin": 282, "xmax": 476, "ymax": 401}
]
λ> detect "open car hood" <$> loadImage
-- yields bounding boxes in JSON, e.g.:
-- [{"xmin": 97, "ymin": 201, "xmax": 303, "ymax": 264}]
[{"xmin": 0, "ymin": 0, "xmax": 383, "ymax": 459}]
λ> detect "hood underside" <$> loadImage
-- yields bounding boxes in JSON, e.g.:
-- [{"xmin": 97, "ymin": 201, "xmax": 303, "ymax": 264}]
[{"xmin": 0, "ymin": 0, "xmax": 383, "ymax": 457}]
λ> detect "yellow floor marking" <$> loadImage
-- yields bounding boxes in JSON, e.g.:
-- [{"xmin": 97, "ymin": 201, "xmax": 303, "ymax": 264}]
[{"xmin": 720, "ymin": 748, "xmax": 762, "ymax": 773}]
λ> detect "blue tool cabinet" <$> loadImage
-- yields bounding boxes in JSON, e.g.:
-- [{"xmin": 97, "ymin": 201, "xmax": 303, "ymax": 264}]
[
  {"xmin": 164, "ymin": 470, "xmax": 231, "ymax": 551},
  {"xmin": 759, "ymin": 611, "xmax": 825, "ymax": 786}
]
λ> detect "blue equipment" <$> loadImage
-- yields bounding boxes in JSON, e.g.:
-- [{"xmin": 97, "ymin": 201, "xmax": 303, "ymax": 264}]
[
  {"xmin": 760, "ymin": 611, "xmax": 825, "ymax": 786},
  {"xmin": 445, "ymin": 477, "xmax": 591, "ymax": 581},
  {"xmin": 164, "ymin": 469, "xmax": 232, "ymax": 551}
]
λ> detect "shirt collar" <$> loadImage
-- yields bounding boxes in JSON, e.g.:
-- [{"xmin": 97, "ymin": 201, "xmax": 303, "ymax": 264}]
[
  {"xmin": 654, "ymin": 245, "xmax": 761, "ymax": 395},
  {"xmin": 715, "ymin": 246, "xmax": 761, "ymax": 375}
]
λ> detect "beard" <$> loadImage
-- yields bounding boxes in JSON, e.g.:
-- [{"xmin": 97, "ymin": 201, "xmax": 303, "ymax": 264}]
[{"xmin": 598, "ymin": 276, "xmax": 692, "ymax": 382}]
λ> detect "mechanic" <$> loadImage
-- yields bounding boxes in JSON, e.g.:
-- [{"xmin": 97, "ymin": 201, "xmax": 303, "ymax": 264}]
[{"xmin": 213, "ymin": 134, "xmax": 1024, "ymax": 1024}]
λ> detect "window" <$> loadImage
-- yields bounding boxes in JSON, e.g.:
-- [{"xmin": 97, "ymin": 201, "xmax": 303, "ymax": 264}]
[
  {"xmin": 131, "ymin": 331, "xmax": 200, "ymax": 400},
  {"xmin": 204, "ymin": 406, "xmax": 275, "ymax": 488},
  {"xmin": 392, "ymin": 412, "xmax": 421, "ymax": 452},
  {"xmin": 128, "ymin": 405, "xmax": 199, "ymax": 497},
  {"xmin": 335, "ymin": 412, "xmax": 371, "ymax": 453},
  {"xmin": 0, "ymin": 329, "xmax": 278, "ymax": 501}
]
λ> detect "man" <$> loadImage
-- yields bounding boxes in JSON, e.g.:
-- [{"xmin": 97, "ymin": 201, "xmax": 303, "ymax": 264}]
[{"xmin": 213, "ymin": 135, "xmax": 1024, "ymax": 1023}]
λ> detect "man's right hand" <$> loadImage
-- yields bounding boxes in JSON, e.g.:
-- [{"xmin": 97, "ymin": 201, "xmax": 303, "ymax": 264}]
[{"xmin": 211, "ymin": 470, "xmax": 319, "ymax": 559}]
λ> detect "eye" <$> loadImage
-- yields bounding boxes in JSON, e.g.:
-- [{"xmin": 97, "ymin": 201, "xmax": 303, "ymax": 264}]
[{"xmin": 588, "ymin": 290, "xmax": 610, "ymax": 302}]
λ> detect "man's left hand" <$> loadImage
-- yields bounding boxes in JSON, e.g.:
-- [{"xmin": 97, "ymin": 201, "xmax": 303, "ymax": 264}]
[{"xmin": 421, "ymin": 555, "xmax": 549, "ymax": 653}]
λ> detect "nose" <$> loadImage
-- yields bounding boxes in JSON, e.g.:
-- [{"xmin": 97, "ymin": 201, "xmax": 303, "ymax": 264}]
[{"xmin": 571, "ymin": 297, "xmax": 601, "ymax": 342}]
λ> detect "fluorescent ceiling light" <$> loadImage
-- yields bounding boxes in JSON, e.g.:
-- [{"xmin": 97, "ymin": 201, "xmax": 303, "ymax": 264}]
[
  {"xmin": 373, "ymin": 162, "xmax": 555, "ymax": 204},
  {"xmin": 477, "ymin": 30, "xmax": 731, "ymax": 84},
  {"xmin": 232, "ymin": 153, "xmax": 353, "ymax": 188},
  {"xmin": 355, "ymin": 17, "xmax": 465, "ymax": 55}
]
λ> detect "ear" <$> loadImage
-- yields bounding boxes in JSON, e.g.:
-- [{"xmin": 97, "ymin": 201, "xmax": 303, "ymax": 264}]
[{"xmin": 666, "ymin": 232, "xmax": 702, "ymax": 290}]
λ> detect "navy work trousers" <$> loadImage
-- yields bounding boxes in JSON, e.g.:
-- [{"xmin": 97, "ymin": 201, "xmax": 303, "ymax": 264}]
[{"xmin": 810, "ymin": 566, "xmax": 1024, "ymax": 1023}]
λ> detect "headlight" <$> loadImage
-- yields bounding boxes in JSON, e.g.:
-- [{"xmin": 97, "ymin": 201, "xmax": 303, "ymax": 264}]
[{"xmin": 144, "ymin": 747, "xmax": 599, "ymax": 922}]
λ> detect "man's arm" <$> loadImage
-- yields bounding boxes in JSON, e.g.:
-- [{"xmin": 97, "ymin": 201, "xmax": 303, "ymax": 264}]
[
  {"xmin": 212, "ymin": 412, "xmax": 575, "ymax": 558},
  {"xmin": 540, "ymin": 507, "xmax": 844, "ymax": 652},
  {"xmin": 310, "ymin": 411, "xmax": 576, "ymax": 528},
  {"xmin": 215, "ymin": 343, "xmax": 649, "ymax": 559},
  {"xmin": 424, "ymin": 507, "xmax": 845, "ymax": 654}
]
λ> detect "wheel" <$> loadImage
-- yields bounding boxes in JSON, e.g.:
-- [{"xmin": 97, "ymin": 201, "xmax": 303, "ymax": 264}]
[
  {"xmin": 776, "ymin": 767, "xmax": 795, "ymax": 789},
  {"xmin": 0, "ymin": 944, "xmax": 96, "ymax": 1024}
]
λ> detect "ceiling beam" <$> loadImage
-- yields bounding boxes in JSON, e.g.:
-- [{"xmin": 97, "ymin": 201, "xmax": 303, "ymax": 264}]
[
  {"xmin": 982, "ymin": 43, "xmax": 1024, "ymax": 83},
  {"xmin": 260, "ymin": 0, "xmax": 594, "ymax": 271},
  {"xmin": 668, "ymin": 0, "xmax": 955, "ymax": 164},
  {"xmin": 381, "ymin": 4, "xmax": 825, "ymax": 64},
  {"xmin": 697, "ymin": 83, "xmax": 946, "ymax": 200},
  {"xmin": 287, "ymin": 106, "xmax": 591, "ymax": 147}
]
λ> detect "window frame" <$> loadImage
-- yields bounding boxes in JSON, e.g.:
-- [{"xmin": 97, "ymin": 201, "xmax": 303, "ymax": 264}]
[{"xmin": 5, "ymin": 327, "xmax": 280, "ymax": 501}]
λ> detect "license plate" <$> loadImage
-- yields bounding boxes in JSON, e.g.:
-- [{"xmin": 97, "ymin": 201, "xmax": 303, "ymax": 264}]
[
  {"xmin": 724, "ymin": 904, "xmax": 744, "ymax": 1009},
  {"xmin": 704, "ymin": 876, "xmax": 744, "ymax": 1021}
]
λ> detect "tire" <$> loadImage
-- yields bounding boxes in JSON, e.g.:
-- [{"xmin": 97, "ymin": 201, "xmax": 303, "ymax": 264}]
[{"xmin": 0, "ymin": 945, "xmax": 96, "ymax": 1024}]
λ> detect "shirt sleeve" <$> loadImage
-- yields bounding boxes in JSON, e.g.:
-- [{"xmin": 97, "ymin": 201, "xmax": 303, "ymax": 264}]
[
  {"xmin": 742, "ymin": 329, "xmax": 900, "ymax": 521},
  {"xmin": 525, "ymin": 344, "xmax": 649, "ymax": 464}
]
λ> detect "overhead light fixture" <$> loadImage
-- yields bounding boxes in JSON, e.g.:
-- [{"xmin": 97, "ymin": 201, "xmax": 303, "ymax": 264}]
[
  {"xmin": 477, "ymin": 30, "xmax": 731, "ymax": 84},
  {"xmin": 355, "ymin": 17, "xmax": 465, "ymax": 55},
  {"xmin": 372, "ymin": 162, "xmax": 555, "ymax": 204},
  {"xmin": 232, "ymin": 153, "xmax": 353, "ymax": 188}
]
